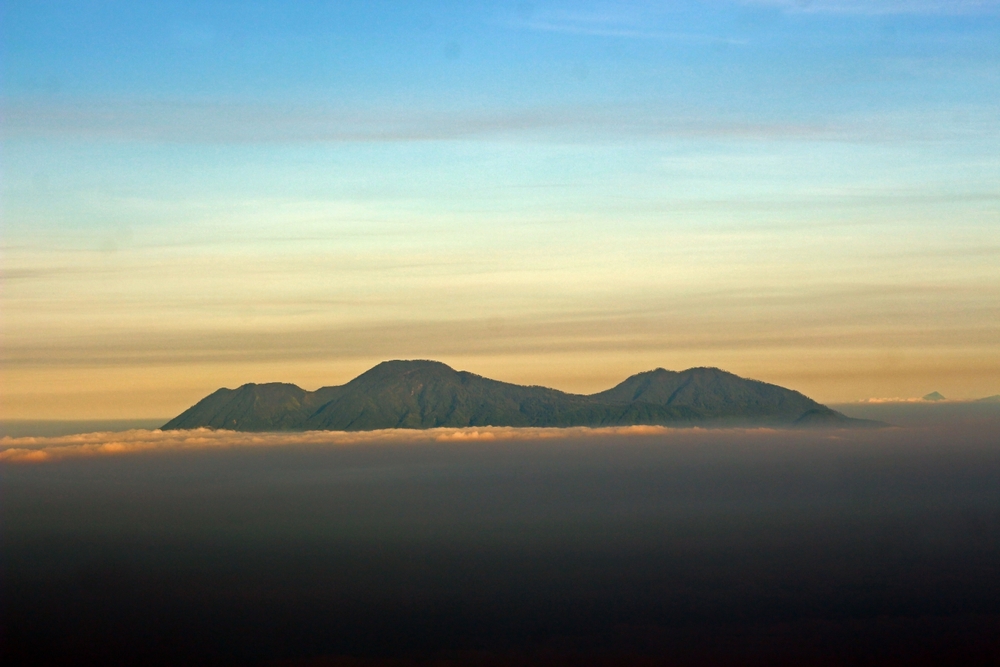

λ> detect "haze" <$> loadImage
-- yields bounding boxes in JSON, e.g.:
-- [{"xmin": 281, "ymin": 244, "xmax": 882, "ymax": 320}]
[{"xmin": 3, "ymin": 1, "xmax": 998, "ymax": 420}]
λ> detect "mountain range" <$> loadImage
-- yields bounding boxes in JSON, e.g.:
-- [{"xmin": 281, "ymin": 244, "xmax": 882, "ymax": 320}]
[{"xmin": 163, "ymin": 360, "xmax": 879, "ymax": 431}]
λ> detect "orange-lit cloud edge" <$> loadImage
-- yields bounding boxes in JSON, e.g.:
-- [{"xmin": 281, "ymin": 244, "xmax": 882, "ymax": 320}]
[{"xmin": 0, "ymin": 425, "xmax": 869, "ymax": 464}]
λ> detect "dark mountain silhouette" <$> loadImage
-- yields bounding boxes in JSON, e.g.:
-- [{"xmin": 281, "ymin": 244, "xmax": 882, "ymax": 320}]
[
  {"xmin": 923, "ymin": 391, "xmax": 946, "ymax": 402},
  {"xmin": 163, "ymin": 360, "xmax": 880, "ymax": 431}
]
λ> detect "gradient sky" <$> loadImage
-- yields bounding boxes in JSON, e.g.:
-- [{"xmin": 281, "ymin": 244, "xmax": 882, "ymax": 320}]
[{"xmin": 2, "ymin": 0, "xmax": 999, "ymax": 418}]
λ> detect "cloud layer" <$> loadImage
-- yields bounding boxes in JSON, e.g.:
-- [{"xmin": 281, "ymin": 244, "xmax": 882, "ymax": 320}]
[
  {"xmin": 1, "ymin": 425, "xmax": 804, "ymax": 464},
  {"xmin": 0, "ymin": 426, "xmax": 642, "ymax": 463}
]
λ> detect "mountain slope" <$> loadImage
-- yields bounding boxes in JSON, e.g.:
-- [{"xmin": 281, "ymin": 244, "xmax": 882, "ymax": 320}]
[
  {"xmin": 162, "ymin": 383, "xmax": 323, "ymax": 431},
  {"xmin": 592, "ymin": 367, "xmax": 829, "ymax": 423},
  {"xmin": 304, "ymin": 360, "xmax": 588, "ymax": 430},
  {"xmin": 163, "ymin": 360, "xmax": 875, "ymax": 431}
]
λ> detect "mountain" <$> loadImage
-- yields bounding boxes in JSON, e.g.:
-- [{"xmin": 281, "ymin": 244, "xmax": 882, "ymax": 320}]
[
  {"xmin": 163, "ymin": 360, "xmax": 879, "ymax": 432},
  {"xmin": 976, "ymin": 395, "xmax": 1000, "ymax": 403},
  {"xmin": 923, "ymin": 391, "xmax": 946, "ymax": 402}
]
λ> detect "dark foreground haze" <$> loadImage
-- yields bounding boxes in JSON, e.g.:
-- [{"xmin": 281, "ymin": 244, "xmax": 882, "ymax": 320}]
[{"xmin": 4, "ymin": 408, "xmax": 1000, "ymax": 666}]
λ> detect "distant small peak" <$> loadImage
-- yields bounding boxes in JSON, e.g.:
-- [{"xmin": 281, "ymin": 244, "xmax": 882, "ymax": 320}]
[{"xmin": 922, "ymin": 391, "xmax": 946, "ymax": 402}]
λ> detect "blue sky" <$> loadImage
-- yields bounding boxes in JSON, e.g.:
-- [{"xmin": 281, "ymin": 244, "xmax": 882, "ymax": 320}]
[
  {"xmin": 6, "ymin": 1, "xmax": 998, "ymax": 124},
  {"xmin": 2, "ymin": 1, "xmax": 999, "ymax": 417}
]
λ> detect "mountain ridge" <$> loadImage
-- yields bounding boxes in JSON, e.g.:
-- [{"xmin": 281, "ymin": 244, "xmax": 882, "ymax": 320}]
[{"xmin": 163, "ymin": 360, "xmax": 881, "ymax": 431}]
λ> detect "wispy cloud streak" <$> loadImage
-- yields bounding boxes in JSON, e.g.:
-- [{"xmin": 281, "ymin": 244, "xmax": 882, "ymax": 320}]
[
  {"xmin": 502, "ymin": 4, "xmax": 746, "ymax": 42},
  {"xmin": 5, "ymin": 99, "xmax": 995, "ymax": 144},
  {"xmin": 2, "ymin": 99, "xmax": 839, "ymax": 144},
  {"xmin": 739, "ymin": 0, "xmax": 1000, "ymax": 15}
]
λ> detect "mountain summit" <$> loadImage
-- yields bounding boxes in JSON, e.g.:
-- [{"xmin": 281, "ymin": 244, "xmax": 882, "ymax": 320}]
[{"xmin": 163, "ymin": 360, "xmax": 877, "ymax": 431}]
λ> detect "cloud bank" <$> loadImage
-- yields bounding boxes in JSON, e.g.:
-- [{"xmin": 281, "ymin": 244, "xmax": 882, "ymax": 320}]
[
  {"xmin": 1, "ymin": 425, "xmax": 808, "ymax": 464},
  {"xmin": 859, "ymin": 397, "xmax": 937, "ymax": 403}
]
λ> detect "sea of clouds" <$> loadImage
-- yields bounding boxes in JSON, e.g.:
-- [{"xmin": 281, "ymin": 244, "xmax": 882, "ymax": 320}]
[{"xmin": 0, "ymin": 425, "xmax": 773, "ymax": 463}]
